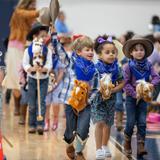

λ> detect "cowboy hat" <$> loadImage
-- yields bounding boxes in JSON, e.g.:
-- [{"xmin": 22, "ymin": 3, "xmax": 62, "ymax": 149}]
[
  {"xmin": 123, "ymin": 36, "xmax": 154, "ymax": 58},
  {"xmin": 27, "ymin": 22, "xmax": 49, "ymax": 41},
  {"xmin": 38, "ymin": 0, "xmax": 59, "ymax": 26}
]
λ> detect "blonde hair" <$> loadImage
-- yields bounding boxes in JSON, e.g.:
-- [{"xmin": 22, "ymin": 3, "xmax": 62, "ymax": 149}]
[
  {"xmin": 72, "ymin": 36, "xmax": 94, "ymax": 52},
  {"xmin": 16, "ymin": 0, "xmax": 36, "ymax": 9}
]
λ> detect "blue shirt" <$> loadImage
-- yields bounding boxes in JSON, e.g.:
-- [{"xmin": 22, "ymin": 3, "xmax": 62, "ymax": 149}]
[{"xmin": 55, "ymin": 19, "xmax": 69, "ymax": 34}]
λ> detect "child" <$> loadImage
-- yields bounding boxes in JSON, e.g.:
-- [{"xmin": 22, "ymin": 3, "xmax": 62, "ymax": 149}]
[
  {"xmin": 57, "ymin": 35, "xmax": 99, "ymax": 160},
  {"xmin": 91, "ymin": 35, "xmax": 124, "ymax": 159},
  {"xmin": 22, "ymin": 22, "xmax": 52, "ymax": 135},
  {"xmin": 122, "ymin": 36, "xmax": 160, "ymax": 158},
  {"xmin": 44, "ymin": 40, "xmax": 65, "ymax": 131}
]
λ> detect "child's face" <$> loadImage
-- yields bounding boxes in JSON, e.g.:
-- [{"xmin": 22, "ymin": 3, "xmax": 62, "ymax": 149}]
[
  {"xmin": 130, "ymin": 44, "xmax": 145, "ymax": 60},
  {"xmin": 77, "ymin": 47, "xmax": 94, "ymax": 61},
  {"xmin": 99, "ymin": 43, "xmax": 117, "ymax": 64},
  {"xmin": 36, "ymin": 30, "xmax": 48, "ymax": 43}
]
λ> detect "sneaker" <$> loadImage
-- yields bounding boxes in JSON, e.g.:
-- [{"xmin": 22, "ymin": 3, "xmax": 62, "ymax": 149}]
[
  {"xmin": 28, "ymin": 127, "xmax": 36, "ymax": 134},
  {"xmin": 96, "ymin": 149, "xmax": 105, "ymax": 160},
  {"xmin": 52, "ymin": 122, "xmax": 58, "ymax": 131},
  {"xmin": 37, "ymin": 126, "xmax": 44, "ymax": 135},
  {"xmin": 102, "ymin": 146, "xmax": 112, "ymax": 158}
]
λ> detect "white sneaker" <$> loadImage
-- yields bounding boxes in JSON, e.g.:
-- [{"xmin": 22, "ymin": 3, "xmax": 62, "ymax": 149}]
[
  {"xmin": 96, "ymin": 149, "xmax": 105, "ymax": 160},
  {"xmin": 102, "ymin": 146, "xmax": 112, "ymax": 157}
]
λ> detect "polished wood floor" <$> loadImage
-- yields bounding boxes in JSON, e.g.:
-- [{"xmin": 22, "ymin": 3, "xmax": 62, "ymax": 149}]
[
  {"xmin": 2, "ymin": 96, "xmax": 160, "ymax": 160},
  {"xmin": 2, "ymin": 98, "xmax": 128, "ymax": 160}
]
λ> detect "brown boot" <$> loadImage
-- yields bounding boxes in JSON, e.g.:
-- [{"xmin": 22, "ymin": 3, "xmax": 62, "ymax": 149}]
[
  {"xmin": 137, "ymin": 136, "xmax": 147, "ymax": 156},
  {"xmin": 75, "ymin": 152, "xmax": 86, "ymax": 160},
  {"xmin": 14, "ymin": 96, "xmax": 21, "ymax": 116},
  {"xmin": 116, "ymin": 111, "xmax": 124, "ymax": 131},
  {"xmin": 19, "ymin": 105, "xmax": 27, "ymax": 125},
  {"xmin": 124, "ymin": 133, "xmax": 132, "ymax": 158},
  {"xmin": 66, "ymin": 145, "xmax": 75, "ymax": 159}
]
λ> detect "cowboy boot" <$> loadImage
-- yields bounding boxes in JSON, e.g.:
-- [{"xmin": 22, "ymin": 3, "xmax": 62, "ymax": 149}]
[
  {"xmin": 66, "ymin": 144, "xmax": 75, "ymax": 160},
  {"xmin": 14, "ymin": 96, "xmax": 20, "ymax": 116},
  {"xmin": 19, "ymin": 105, "xmax": 27, "ymax": 125},
  {"xmin": 123, "ymin": 133, "xmax": 132, "ymax": 158},
  {"xmin": 137, "ymin": 135, "xmax": 147, "ymax": 156},
  {"xmin": 75, "ymin": 152, "xmax": 86, "ymax": 160},
  {"xmin": 116, "ymin": 111, "xmax": 124, "ymax": 131}
]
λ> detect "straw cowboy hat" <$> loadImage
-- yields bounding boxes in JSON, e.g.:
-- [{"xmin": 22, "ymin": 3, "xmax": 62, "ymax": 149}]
[
  {"xmin": 38, "ymin": 0, "xmax": 59, "ymax": 26},
  {"xmin": 123, "ymin": 36, "xmax": 154, "ymax": 58}
]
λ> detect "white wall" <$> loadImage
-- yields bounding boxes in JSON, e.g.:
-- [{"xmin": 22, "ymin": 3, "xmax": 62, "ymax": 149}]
[{"xmin": 37, "ymin": 0, "xmax": 160, "ymax": 38}]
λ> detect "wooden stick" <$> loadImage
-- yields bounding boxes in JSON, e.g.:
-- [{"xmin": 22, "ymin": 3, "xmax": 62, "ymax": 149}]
[
  {"xmin": 36, "ymin": 72, "xmax": 43, "ymax": 121},
  {"xmin": 2, "ymin": 135, "xmax": 13, "ymax": 148}
]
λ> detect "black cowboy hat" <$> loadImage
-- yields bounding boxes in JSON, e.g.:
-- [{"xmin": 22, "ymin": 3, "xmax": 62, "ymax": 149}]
[{"xmin": 27, "ymin": 22, "xmax": 49, "ymax": 41}]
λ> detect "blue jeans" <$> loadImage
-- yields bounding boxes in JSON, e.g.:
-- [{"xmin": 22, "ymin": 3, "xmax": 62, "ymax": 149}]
[
  {"xmin": 124, "ymin": 96, "xmax": 147, "ymax": 138},
  {"xmin": 115, "ymin": 91, "xmax": 124, "ymax": 112},
  {"xmin": 28, "ymin": 77, "xmax": 48, "ymax": 128},
  {"xmin": 64, "ymin": 104, "xmax": 91, "ymax": 144}
]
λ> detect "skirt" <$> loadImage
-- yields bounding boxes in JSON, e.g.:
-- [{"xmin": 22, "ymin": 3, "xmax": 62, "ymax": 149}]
[
  {"xmin": 2, "ymin": 47, "xmax": 23, "ymax": 90},
  {"xmin": 91, "ymin": 92, "xmax": 116, "ymax": 127}
]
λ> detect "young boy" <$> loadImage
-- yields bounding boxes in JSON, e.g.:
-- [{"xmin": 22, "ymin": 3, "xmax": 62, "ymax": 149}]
[
  {"xmin": 122, "ymin": 36, "xmax": 160, "ymax": 158},
  {"xmin": 22, "ymin": 22, "xmax": 52, "ymax": 135},
  {"xmin": 54, "ymin": 35, "xmax": 99, "ymax": 160}
]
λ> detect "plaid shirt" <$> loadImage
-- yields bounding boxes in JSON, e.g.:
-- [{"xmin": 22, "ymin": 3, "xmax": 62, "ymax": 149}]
[{"xmin": 51, "ymin": 33, "xmax": 100, "ymax": 105}]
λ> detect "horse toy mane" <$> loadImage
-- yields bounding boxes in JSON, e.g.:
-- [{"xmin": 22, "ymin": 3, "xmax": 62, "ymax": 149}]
[{"xmin": 100, "ymin": 73, "xmax": 115, "ymax": 100}]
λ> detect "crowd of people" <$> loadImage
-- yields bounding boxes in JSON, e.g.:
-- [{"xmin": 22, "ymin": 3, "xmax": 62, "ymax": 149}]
[{"xmin": 1, "ymin": 0, "xmax": 160, "ymax": 160}]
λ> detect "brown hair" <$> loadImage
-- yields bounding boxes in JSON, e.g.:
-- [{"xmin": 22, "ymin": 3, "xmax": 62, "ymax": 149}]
[
  {"xmin": 16, "ymin": 0, "xmax": 36, "ymax": 9},
  {"xmin": 72, "ymin": 36, "xmax": 94, "ymax": 52}
]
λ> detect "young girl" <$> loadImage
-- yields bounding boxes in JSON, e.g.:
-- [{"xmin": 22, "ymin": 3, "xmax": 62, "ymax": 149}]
[
  {"xmin": 91, "ymin": 35, "xmax": 124, "ymax": 160},
  {"xmin": 123, "ymin": 36, "xmax": 160, "ymax": 158},
  {"xmin": 44, "ymin": 40, "xmax": 65, "ymax": 131}
]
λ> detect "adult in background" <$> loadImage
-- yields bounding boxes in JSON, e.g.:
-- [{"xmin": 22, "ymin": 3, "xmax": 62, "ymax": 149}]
[
  {"xmin": 55, "ymin": 11, "xmax": 70, "ymax": 35},
  {"xmin": 2, "ymin": 0, "xmax": 39, "ymax": 115}
]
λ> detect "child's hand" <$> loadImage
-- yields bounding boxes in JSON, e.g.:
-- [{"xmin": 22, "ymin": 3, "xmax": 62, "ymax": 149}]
[{"xmin": 50, "ymin": 25, "xmax": 56, "ymax": 33}]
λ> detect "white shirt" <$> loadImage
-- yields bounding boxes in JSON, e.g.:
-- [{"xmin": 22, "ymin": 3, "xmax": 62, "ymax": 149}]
[{"xmin": 23, "ymin": 48, "xmax": 52, "ymax": 79}]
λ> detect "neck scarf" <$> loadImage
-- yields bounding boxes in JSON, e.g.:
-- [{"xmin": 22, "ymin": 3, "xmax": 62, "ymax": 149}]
[
  {"xmin": 96, "ymin": 59, "xmax": 119, "ymax": 83},
  {"xmin": 129, "ymin": 59, "xmax": 151, "ymax": 81},
  {"xmin": 73, "ymin": 53, "xmax": 96, "ymax": 81}
]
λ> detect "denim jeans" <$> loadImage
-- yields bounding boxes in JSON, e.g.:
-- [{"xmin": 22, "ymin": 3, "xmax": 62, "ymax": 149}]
[
  {"xmin": 124, "ymin": 96, "xmax": 147, "ymax": 138},
  {"xmin": 28, "ymin": 77, "xmax": 48, "ymax": 128},
  {"xmin": 115, "ymin": 91, "xmax": 124, "ymax": 112},
  {"xmin": 64, "ymin": 104, "xmax": 91, "ymax": 144}
]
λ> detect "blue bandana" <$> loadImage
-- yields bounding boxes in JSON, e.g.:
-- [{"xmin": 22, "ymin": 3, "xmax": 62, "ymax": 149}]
[
  {"xmin": 129, "ymin": 59, "xmax": 151, "ymax": 81},
  {"xmin": 95, "ymin": 59, "xmax": 119, "ymax": 83},
  {"xmin": 73, "ymin": 53, "xmax": 96, "ymax": 81}
]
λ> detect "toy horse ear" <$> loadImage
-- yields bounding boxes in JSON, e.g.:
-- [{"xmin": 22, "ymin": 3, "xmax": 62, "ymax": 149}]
[
  {"xmin": 39, "ymin": 38, "xmax": 43, "ymax": 43},
  {"xmin": 74, "ymin": 79, "xmax": 79, "ymax": 85},
  {"xmin": 33, "ymin": 37, "xmax": 38, "ymax": 42}
]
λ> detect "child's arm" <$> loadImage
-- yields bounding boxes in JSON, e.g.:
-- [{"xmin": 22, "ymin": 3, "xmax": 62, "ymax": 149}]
[
  {"xmin": 150, "ymin": 65, "xmax": 160, "ymax": 86},
  {"xmin": 112, "ymin": 80, "xmax": 125, "ymax": 94},
  {"xmin": 88, "ymin": 70, "xmax": 100, "ymax": 104},
  {"xmin": 22, "ymin": 48, "xmax": 37, "ymax": 73},
  {"xmin": 50, "ymin": 26, "xmax": 70, "ymax": 67},
  {"xmin": 123, "ymin": 64, "xmax": 136, "ymax": 98}
]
